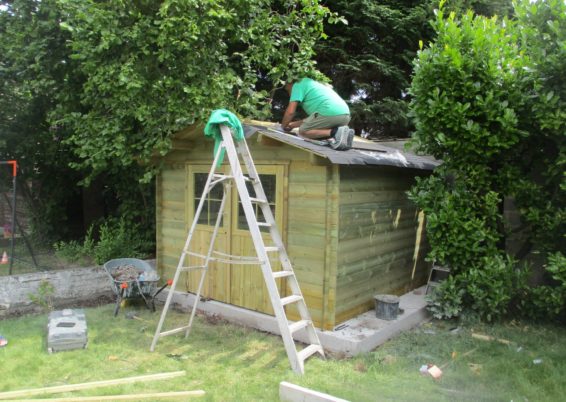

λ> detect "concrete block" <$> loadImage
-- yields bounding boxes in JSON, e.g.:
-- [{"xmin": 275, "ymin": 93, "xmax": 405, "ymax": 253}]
[
  {"xmin": 156, "ymin": 287, "xmax": 430, "ymax": 357},
  {"xmin": 0, "ymin": 266, "xmax": 114, "ymax": 317}
]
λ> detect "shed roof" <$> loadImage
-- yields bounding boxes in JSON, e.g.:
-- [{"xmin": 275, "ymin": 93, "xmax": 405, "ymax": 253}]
[{"xmin": 244, "ymin": 122, "xmax": 440, "ymax": 171}]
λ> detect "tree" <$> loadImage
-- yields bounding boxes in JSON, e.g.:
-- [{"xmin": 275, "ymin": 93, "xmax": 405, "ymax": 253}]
[
  {"xmin": 1, "ymin": 0, "xmax": 337, "ymax": 246},
  {"xmin": 408, "ymin": 0, "xmax": 565, "ymax": 320},
  {"xmin": 314, "ymin": 0, "xmax": 436, "ymax": 138},
  {"xmin": 54, "ymin": 0, "xmax": 338, "ymax": 180},
  {"xmin": 0, "ymin": 0, "xmax": 85, "ymax": 241},
  {"xmin": 310, "ymin": 0, "xmax": 513, "ymax": 139},
  {"xmin": 443, "ymin": 0, "xmax": 514, "ymax": 17}
]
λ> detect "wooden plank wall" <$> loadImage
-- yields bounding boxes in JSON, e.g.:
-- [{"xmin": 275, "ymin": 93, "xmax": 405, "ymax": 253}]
[
  {"xmin": 156, "ymin": 134, "xmax": 334, "ymax": 329},
  {"xmin": 155, "ymin": 159, "xmax": 188, "ymax": 284},
  {"xmin": 335, "ymin": 166, "xmax": 430, "ymax": 324},
  {"xmin": 284, "ymin": 161, "xmax": 337, "ymax": 330}
]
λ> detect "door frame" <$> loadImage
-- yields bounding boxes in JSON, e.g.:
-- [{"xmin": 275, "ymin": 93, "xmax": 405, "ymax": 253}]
[{"xmin": 185, "ymin": 161, "xmax": 289, "ymax": 312}]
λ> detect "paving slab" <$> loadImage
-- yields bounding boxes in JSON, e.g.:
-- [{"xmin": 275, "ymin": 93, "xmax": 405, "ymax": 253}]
[{"xmin": 156, "ymin": 286, "xmax": 430, "ymax": 356}]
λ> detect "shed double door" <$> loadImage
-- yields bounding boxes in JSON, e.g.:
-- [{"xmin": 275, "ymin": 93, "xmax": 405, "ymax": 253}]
[{"xmin": 185, "ymin": 163, "xmax": 287, "ymax": 315}]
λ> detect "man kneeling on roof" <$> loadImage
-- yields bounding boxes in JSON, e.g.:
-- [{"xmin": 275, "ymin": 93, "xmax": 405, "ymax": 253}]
[{"xmin": 281, "ymin": 77, "xmax": 354, "ymax": 150}]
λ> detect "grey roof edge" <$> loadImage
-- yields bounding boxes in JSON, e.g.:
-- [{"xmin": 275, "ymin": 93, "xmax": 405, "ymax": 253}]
[{"xmin": 244, "ymin": 123, "xmax": 441, "ymax": 171}]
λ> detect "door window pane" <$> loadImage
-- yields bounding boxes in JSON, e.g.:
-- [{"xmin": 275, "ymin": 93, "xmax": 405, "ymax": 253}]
[
  {"xmin": 238, "ymin": 174, "xmax": 276, "ymax": 232},
  {"xmin": 194, "ymin": 173, "xmax": 224, "ymax": 226}
]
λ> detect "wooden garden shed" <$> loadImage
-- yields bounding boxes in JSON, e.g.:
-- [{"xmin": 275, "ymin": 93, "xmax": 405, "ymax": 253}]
[{"xmin": 155, "ymin": 121, "xmax": 439, "ymax": 331}]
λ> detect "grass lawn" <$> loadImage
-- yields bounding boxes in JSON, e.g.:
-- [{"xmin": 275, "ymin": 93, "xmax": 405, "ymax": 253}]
[{"xmin": 1, "ymin": 303, "xmax": 565, "ymax": 401}]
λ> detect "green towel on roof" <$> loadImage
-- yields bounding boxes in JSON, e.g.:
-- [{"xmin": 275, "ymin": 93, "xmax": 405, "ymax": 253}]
[{"xmin": 204, "ymin": 109, "xmax": 244, "ymax": 166}]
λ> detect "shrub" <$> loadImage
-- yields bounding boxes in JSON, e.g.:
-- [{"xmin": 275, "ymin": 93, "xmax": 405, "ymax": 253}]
[
  {"xmin": 28, "ymin": 279, "xmax": 55, "ymax": 312},
  {"xmin": 409, "ymin": 0, "xmax": 565, "ymax": 321},
  {"xmin": 54, "ymin": 226, "xmax": 95, "ymax": 266},
  {"xmin": 54, "ymin": 218, "xmax": 153, "ymax": 266},
  {"xmin": 464, "ymin": 255, "xmax": 527, "ymax": 321},
  {"xmin": 92, "ymin": 218, "xmax": 153, "ymax": 265},
  {"xmin": 426, "ymin": 275, "xmax": 465, "ymax": 319},
  {"xmin": 521, "ymin": 253, "xmax": 566, "ymax": 320}
]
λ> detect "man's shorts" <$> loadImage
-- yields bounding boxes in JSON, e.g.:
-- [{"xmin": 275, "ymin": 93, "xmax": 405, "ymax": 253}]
[{"xmin": 299, "ymin": 113, "xmax": 351, "ymax": 135}]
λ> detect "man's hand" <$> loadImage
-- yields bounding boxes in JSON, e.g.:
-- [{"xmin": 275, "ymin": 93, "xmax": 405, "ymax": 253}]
[
  {"xmin": 282, "ymin": 120, "xmax": 303, "ymax": 133},
  {"xmin": 281, "ymin": 101, "xmax": 299, "ymax": 131}
]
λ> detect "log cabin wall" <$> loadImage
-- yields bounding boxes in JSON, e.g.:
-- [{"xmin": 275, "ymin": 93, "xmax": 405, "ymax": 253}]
[{"xmin": 334, "ymin": 166, "xmax": 429, "ymax": 324}]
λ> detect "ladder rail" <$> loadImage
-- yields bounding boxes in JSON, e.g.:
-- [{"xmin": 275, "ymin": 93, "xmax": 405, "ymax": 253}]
[
  {"xmin": 220, "ymin": 126, "xmax": 324, "ymax": 373},
  {"xmin": 185, "ymin": 180, "xmax": 230, "ymax": 338},
  {"xmin": 237, "ymin": 137, "xmax": 316, "ymax": 335},
  {"xmin": 150, "ymin": 143, "xmax": 225, "ymax": 351},
  {"xmin": 220, "ymin": 126, "xmax": 298, "ymax": 367},
  {"xmin": 237, "ymin": 139, "xmax": 294, "ymax": 272}
]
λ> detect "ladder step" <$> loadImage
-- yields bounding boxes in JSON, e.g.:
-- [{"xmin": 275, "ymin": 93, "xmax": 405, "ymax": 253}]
[
  {"xmin": 186, "ymin": 251, "xmax": 206, "ymax": 259},
  {"xmin": 181, "ymin": 265, "xmax": 206, "ymax": 272},
  {"xmin": 249, "ymin": 197, "xmax": 267, "ymax": 204},
  {"xmin": 273, "ymin": 270, "xmax": 294, "ymax": 279},
  {"xmin": 256, "ymin": 222, "xmax": 272, "ymax": 227},
  {"xmin": 297, "ymin": 344, "xmax": 323, "ymax": 362},
  {"xmin": 281, "ymin": 295, "xmax": 303, "ymax": 306},
  {"xmin": 264, "ymin": 246, "xmax": 279, "ymax": 252},
  {"xmin": 288, "ymin": 319, "xmax": 310, "ymax": 334},
  {"xmin": 159, "ymin": 326, "xmax": 190, "ymax": 337},
  {"xmin": 242, "ymin": 175, "xmax": 256, "ymax": 183},
  {"xmin": 432, "ymin": 265, "xmax": 450, "ymax": 273}
]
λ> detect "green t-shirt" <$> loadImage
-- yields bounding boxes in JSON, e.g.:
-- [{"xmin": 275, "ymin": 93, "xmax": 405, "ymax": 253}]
[{"xmin": 290, "ymin": 78, "xmax": 349, "ymax": 117}]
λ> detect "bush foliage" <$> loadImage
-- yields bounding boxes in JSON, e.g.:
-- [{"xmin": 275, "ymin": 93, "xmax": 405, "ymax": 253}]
[
  {"xmin": 410, "ymin": 0, "xmax": 565, "ymax": 321},
  {"xmin": 55, "ymin": 218, "xmax": 153, "ymax": 266},
  {"xmin": 0, "ymin": 0, "xmax": 338, "ymax": 246}
]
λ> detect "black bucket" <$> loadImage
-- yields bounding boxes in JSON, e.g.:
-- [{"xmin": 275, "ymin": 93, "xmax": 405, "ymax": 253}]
[{"xmin": 374, "ymin": 294, "xmax": 400, "ymax": 320}]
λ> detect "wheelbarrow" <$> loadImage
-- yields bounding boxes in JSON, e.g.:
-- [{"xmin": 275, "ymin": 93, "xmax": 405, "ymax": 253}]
[{"xmin": 103, "ymin": 258, "xmax": 170, "ymax": 316}]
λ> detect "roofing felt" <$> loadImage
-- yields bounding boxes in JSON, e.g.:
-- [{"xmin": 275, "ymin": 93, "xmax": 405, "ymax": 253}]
[{"xmin": 243, "ymin": 123, "xmax": 440, "ymax": 171}]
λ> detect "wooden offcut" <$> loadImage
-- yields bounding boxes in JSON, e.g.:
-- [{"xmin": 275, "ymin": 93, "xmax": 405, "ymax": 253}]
[
  {"xmin": 14, "ymin": 390, "xmax": 205, "ymax": 401},
  {"xmin": 0, "ymin": 371, "xmax": 186, "ymax": 400}
]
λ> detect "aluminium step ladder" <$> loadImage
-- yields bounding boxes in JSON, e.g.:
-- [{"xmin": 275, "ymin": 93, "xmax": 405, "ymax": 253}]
[
  {"xmin": 425, "ymin": 264, "xmax": 451, "ymax": 295},
  {"xmin": 150, "ymin": 124, "xmax": 324, "ymax": 374}
]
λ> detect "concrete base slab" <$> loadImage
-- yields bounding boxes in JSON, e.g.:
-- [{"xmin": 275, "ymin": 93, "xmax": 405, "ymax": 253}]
[{"xmin": 156, "ymin": 286, "xmax": 429, "ymax": 356}]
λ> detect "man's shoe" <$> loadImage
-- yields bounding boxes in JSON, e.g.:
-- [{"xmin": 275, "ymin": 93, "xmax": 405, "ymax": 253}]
[
  {"xmin": 347, "ymin": 128, "xmax": 354, "ymax": 148},
  {"xmin": 330, "ymin": 126, "xmax": 352, "ymax": 150}
]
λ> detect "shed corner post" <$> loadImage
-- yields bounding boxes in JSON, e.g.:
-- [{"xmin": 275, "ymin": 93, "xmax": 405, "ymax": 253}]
[{"xmin": 321, "ymin": 164, "xmax": 340, "ymax": 331}]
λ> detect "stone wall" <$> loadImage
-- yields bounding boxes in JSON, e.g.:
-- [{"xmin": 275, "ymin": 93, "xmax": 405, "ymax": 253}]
[{"xmin": 0, "ymin": 266, "xmax": 115, "ymax": 318}]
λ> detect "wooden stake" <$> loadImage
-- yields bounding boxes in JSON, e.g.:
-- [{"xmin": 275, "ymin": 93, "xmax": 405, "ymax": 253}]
[
  {"xmin": 13, "ymin": 390, "xmax": 205, "ymax": 401},
  {"xmin": 0, "ymin": 371, "xmax": 186, "ymax": 400},
  {"xmin": 471, "ymin": 333, "xmax": 511, "ymax": 345}
]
